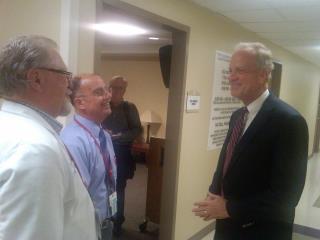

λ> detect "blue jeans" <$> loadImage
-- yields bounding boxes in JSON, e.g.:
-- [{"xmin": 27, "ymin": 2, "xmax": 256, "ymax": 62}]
[
  {"xmin": 113, "ymin": 144, "xmax": 134, "ymax": 230},
  {"xmin": 114, "ymin": 177, "xmax": 126, "ymax": 227}
]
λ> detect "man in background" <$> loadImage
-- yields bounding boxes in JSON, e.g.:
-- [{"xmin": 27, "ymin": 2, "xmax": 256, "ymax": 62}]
[
  {"xmin": 60, "ymin": 74, "xmax": 117, "ymax": 240},
  {"xmin": 193, "ymin": 42, "xmax": 308, "ymax": 240},
  {"xmin": 102, "ymin": 75, "xmax": 142, "ymax": 236},
  {"xmin": 0, "ymin": 35, "xmax": 97, "ymax": 239}
]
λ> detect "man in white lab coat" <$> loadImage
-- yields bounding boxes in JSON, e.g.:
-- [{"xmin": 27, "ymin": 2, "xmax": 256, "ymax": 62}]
[{"xmin": 0, "ymin": 35, "xmax": 98, "ymax": 240}]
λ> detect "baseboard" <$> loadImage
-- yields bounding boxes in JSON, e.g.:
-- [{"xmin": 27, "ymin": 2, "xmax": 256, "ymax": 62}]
[
  {"xmin": 294, "ymin": 224, "xmax": 320, "ymax": 238},
  {"xmin": 188, "ymin": 222, "xmax": 215, "ymax": 240}
]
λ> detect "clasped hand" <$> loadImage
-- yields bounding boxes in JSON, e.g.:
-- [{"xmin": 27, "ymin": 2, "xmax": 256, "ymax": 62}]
[{"xmin": 192, "ymin": 193, "xmax": 230, "ymax": 221}]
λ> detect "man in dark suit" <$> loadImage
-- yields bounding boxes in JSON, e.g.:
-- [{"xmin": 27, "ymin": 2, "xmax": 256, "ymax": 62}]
[{"xmin": 193, "ymin": 42, "xmax": 308, "ymax": 240}]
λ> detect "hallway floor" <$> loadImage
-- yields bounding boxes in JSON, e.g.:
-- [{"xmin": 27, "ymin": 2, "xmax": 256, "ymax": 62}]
[
  {"xmin": 293, "ymin": 152, "xmax": 320, "ymax": 239},
  {"xmin": 112, "ymin": 163, "xmax": 158, "ymax": 240}
]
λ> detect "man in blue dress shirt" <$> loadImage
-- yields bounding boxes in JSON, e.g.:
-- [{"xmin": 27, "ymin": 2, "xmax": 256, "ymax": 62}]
[{"xmin": 60, "ymin": 74, "xmax": 117, "ymax": 240}]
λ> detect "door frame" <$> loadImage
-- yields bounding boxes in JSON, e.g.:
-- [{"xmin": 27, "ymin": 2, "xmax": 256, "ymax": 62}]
[{"xmin": 98, "ymin": 1, "xmax": 189, "ymax": 239}]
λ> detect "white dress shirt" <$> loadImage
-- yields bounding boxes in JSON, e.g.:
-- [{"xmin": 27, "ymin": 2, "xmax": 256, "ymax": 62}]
[{"xmin": 243, "ymin": 89, "xmax": 270, "ymax": 133}]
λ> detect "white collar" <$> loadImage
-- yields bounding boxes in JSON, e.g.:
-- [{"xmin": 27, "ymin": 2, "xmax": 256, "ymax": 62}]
[{"xmin": 246, "ymin": 89, "xmax": 270, "ymax": 115}]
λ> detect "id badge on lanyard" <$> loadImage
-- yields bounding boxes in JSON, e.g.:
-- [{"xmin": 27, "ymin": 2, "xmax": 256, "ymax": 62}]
[
  {"xmin": 106, "ymin": 173, "xmax": 117, "ymax": 216},
  {"xmin": 109, "ymin": 191, "xmax": 117, "ymax": 216}
]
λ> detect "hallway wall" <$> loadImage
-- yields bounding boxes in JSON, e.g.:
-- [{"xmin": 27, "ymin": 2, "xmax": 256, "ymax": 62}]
[
  {"xmin": 117, "ymin": 0, "xmax": 320, "ymax": 239},
  {"xmin": 279, "ymin": 58, "xmax": 320, "ymax": 152},
  {"xmin": 1, "ymin": 0, "xmax": 320, "ymax": 239},
  {"xmin": 0, "ymin": 0, "xmax": 61, "ymax": 47},
  {"xmin": 98, "ymin": 57, "xmax": 169, "ymax": 139}
]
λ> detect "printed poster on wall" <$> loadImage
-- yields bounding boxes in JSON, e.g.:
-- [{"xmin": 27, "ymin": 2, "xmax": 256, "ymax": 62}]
[{"xmin": 207, "ymin": 51, "xmax": 242, "ymax": 150}]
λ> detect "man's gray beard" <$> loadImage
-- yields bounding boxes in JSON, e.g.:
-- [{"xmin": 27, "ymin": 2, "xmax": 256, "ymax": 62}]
[{"xmin": 59, "ymin": 99, "xmax": 73, "ymax": 116}]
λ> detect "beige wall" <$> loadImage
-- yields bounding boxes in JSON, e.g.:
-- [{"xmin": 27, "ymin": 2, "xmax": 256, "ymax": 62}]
[
  {"xmin": 77, "ymin": 0, "xmax": 96, "ymax": 73},
  {"xmin": 1, "ymin": 0, "xmax": 320, "ymax": 239},
  {"xmin": 0, "ymin": 0, "xmax": 63, "ymax": 119},
  {"xmin": 117, "ymin": 1, "xmax": 320, "ymax": 239},
  {"xmin": 99, "ymin": 57, "xmax": 169, "ymax": 139},
  {"xmin": 0, "ymin": 0, "xmax": 61, "ymax": 47},
  {"xmin": 0, "ymin": 0, "xmax": 96, "ymax": 125},
  {"xmin": 278, "ymin": 56, "xmax": 320, "ymax": 153},
  {"xmin": 0, "ymin": 0, "xmax": 95, "ymax": 72}
]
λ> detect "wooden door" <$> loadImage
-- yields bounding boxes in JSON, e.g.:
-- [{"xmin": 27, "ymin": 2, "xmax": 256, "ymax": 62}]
[{"xmin": 146, "ymin": 137, "xmax": 165, "ymax": 223}]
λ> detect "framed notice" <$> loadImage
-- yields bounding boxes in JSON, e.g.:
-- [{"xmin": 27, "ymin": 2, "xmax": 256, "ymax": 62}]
[{"xmin": 207, "ymin": 51, "xmax": 242, "ymax": 150}]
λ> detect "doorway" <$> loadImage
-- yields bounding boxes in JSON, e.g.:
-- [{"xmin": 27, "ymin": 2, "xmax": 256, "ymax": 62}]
[{"xmin": 95, "ymin": 1, "xmax": 188, "ymax": 239}]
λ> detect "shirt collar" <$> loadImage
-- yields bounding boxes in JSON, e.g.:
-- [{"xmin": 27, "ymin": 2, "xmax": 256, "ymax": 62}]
[
  {"xmin": 246, "ymin": 89, "xmax": 270, "ymax": 115},
  {"xmin": 74, "ymin": 114, "xmax": 102, "ymax": 138},
  {"xmin": 8, "ymin": 100, "xmax": 63, "ymax": 133}
]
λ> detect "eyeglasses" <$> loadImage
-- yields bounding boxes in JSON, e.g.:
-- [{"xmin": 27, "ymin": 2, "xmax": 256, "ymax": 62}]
[
  {"xmin": 92, "ymin": 87, "xmax": 111, "ymax": 97},
  {"xmin": 229, "ymin": 67, "xmax": 259, "ymax": 76},
  {"xmin": 38, "ymin": 67, "xmax": 72, "ymax": 80},
  {"xmin": 110, "ymin": 86, "xmax": 125, "ymax": 91},
  {"xmin": 76, "ymin": 87, "xmax": 110, "ymax": 99}
]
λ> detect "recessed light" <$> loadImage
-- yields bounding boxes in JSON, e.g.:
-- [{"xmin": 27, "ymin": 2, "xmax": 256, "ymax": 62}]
[
  {"xmin": 92, "ymin": 22, "xmax": 147, "ymax": 36},
  {"xmin": 149, "ymin": 37, "xmax": 159, "ymax": 40}
]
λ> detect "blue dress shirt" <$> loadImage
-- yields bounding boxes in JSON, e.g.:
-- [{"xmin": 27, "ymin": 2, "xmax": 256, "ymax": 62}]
[{"xmin": 60, "ymin": 114, "xmax": 117, "ymax": 222}]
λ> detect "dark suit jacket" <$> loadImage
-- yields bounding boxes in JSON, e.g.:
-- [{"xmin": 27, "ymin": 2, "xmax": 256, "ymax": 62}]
[{"xmin": 209, "ymin": 94, "xmax": 309, "ymax": 240}]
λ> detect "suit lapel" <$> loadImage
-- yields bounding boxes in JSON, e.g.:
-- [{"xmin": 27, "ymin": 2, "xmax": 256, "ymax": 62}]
[{"xmin": 225, "ymin": 94, "xmax": 276, "ymax": 175}]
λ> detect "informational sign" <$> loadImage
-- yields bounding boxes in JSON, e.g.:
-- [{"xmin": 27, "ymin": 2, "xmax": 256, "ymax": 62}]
[
  {"xmin": 186, "ymin": 90, "xmax": 200, "ymax": 113},
  {"xmin": 207, "ymin": 51, "xmax": 242, "ymax": 150}
]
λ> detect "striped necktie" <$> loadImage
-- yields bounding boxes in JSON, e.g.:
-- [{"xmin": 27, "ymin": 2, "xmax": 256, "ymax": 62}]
[
  {"xmin": 99, "ymin": 128, "xmax": 115, "ymax": 192},
  {"xmin": 223, "ymin": 107, "xmax": 249, "ymax": 177},
  {"xmin": 99, "ymin": 128, "xmax": 107, "ymax": 157}
]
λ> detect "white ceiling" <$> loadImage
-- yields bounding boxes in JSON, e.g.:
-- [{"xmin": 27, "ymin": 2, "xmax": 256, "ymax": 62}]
[
  {"xmin": 190, "ymin": 0, "xmax": 320, "ymax": 66},
  {"xmin": 97, "ymin": 4, "xmax": 172, "ymax": 54}
]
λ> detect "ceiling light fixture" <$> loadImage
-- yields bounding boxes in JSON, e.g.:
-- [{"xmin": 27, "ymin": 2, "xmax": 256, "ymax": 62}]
[
  {"xmin": 149, "ymin": 37, "xmax": 160, "ymax": 40},
  {"xmin": 92, "ymin": 22, "xmax": 147, "ymax": 36}
]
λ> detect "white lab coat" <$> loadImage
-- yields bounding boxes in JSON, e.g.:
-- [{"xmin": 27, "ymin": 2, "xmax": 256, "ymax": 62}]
[{"xmin": 0, "ymin": 100, "xmax": 98, "ymax": 240}]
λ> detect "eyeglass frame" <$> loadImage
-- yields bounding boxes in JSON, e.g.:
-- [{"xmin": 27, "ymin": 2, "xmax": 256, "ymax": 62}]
[
  {"xmin": 37, "ymin": 67, "xmax": 73, "ymax": 80},
  {"xmin": 109, "ymin": 85, "xmax": 126, "ymax": 91},
  {"xmin": 76, "ymin": 86, "xmax": 111, "ymax": 99}
]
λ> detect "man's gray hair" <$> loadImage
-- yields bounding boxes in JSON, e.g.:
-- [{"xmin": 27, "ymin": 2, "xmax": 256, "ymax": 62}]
[
  {"xmin": 110, "ymin": 75, "xmax": 128, "ymax": 87},
  {"xmin": 0, "ymin": 35, "xmax": 57, "ymax": 96},
  {"xmin": 235, "ymin": 42, "xmax": 274, "ymax": 79}
]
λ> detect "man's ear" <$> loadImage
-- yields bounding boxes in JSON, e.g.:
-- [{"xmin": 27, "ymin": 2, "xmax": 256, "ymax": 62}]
[
  {"xmin": 258, "ymin": 69, "xmax": 269, "ymax": 84},
  {"xmin": 26, "ymin": 68, "xmax": 43, "ymax": 92}
]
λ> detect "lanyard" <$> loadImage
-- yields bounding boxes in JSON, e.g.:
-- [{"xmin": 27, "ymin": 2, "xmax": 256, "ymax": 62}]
[{"xmin": 74, "ymin": 117, "xmax": 115, "ymax": 187}]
